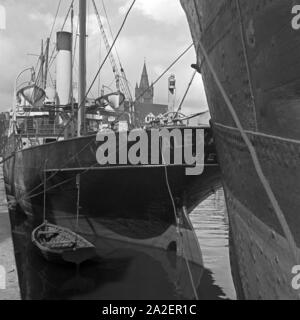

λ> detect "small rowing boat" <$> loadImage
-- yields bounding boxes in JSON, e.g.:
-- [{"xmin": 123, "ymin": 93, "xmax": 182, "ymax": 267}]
[{"xmin": 31, "ymin": 222, "xmax": 96, "ymax": 264}]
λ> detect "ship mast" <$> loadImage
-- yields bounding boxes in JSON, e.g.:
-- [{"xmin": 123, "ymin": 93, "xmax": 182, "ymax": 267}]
[
  {"xmin": 40, "ymin": 40, "xmax": 44, "ymax": 89},
  {"xmin": 77, "ymin": 0, "xmax": 87, "ymax": 137},
  {"xmin": 44, "ymin": 38, "xmax": 50, "ymax": 89}
]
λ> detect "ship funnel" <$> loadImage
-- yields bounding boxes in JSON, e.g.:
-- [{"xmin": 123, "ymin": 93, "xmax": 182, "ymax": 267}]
[
  {"xmin": 56, "ymin": 31, "xmax": 72, "ymax": 106},
  {"xmin": 168, "ymin": 74, "xmax": 176, "ymax": 112}
]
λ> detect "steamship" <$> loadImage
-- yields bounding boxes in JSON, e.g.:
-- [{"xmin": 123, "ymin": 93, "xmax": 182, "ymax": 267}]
[
  {"xmin": 3, "ymin": 0, "xmax": 220, "ymax": 297},
  {"xmin": 181, "ymin": 0, "xmax": 300, "ymax": 299}
]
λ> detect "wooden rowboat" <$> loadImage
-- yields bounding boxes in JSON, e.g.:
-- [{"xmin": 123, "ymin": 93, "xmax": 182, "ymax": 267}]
[{"xmin": 32, "ymin": 222, "xmax": 97, "ymax": 264}]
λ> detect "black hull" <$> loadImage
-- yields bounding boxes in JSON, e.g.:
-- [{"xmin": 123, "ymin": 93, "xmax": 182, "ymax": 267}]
[
  {"xmin": 3, "ymin": 127, "xmax": 220, "ymax": 287},
  {"xmin": 3, "ymin": 126, "xmax": 221, "ymax": 299},
  {"xmin": 4, "ymin": 129, "xmax": 220, "ymax": 219},
  {"xmin": 181, "ymin": 0, "xmax": 300, "ymax": 299}
]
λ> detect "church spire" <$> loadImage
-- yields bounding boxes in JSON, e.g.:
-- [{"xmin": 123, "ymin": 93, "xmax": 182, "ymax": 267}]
[
  {"xmin": 139, "ymin": 61, "xmax": 150, "ymax": 89},
  {"xmin": 135, "ymin": 61, "xmax": 154, "ymax": 104}
]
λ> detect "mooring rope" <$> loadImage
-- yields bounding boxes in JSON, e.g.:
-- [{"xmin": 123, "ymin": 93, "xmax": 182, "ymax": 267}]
[
  {"xmin": 20, "ymin": 138, "xmax": 96, "ymax": 201},
  {"xmin": 21, "ymin": 133, "xmax": 129, "ymax": 202},
  {"xmin": 196, "ymin": 38, "xmax": 300, "ymax": 264},
  {"xmin": 43, "ymin": 160, "xmax": 48, "ymax": 222},
  {"xmin": 161, "ymin": 152, "xmax": 199, "ymax": 300},
  {"xmin": 0, "ymin": 152, "xmax": 15, "ymax": 165}
]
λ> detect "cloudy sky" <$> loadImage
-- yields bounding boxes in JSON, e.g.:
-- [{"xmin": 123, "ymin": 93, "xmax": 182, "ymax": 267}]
[{"xmin": 0, "ymin": 0, "xmax": 208, "ymax": 114}]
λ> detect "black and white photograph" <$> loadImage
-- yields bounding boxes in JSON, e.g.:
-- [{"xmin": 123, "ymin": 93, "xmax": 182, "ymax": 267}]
[{"xmin": 0, "ymin": 0, "xmax": 300, "ymax": 305}]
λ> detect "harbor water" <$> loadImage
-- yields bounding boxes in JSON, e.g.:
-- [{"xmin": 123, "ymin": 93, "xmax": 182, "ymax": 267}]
[
  {"xmin": 190, "ymin": 188, "xmax": 236, "ymax": 300},
  {"xmin": 1, "ymin": 178, "xmax": 236, "ymax": 299}
]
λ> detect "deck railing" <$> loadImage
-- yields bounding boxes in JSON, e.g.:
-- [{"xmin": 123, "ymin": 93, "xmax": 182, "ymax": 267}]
[{"xmin": 18, "ymin": 123, "xmax": 66, "ymax": 137}]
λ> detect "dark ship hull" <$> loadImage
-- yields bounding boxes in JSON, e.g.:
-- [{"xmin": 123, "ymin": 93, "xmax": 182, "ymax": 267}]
[
  {"xmin": 181, "ymin": 0, "xmax": 300, "ymax": 299},
  {"xmin": 3, "ymin": 127, "xmax": 220, "ymax": 271}
]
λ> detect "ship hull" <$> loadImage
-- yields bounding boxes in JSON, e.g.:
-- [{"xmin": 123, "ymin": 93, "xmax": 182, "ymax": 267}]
[
  {"xmin": 181, "ymin": 0, "xmax": 300, "ymax": 299},
  {"xmin": 3, "ymin": 127, "xmax": 220, "ymax": 279}
]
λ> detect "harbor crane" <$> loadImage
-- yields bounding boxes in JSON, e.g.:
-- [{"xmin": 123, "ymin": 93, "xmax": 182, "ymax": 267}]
[{"xmin": 91, "ymin": 0, "xmax": 133, "ymax": 108}]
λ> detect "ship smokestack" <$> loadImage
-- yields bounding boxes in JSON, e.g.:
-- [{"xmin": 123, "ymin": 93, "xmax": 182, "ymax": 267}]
[
  {"xmin": 168, "ymin": 74, "xmax": 176, "ymax": 112},
  {"xmin": 56, "ymin": 31, "xmax": 72, "ymax": 106}
]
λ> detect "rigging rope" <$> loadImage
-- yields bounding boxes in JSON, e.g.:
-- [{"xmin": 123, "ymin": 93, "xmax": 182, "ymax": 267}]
[
  {"xmin": 161, "ymin": 152, "xmax": 199, "ymax": 300},
  {"xmin": 61, "ymin": 0, "xmax": 75, "ymax": 31},
  {"xmin": 91, "ymin": 0, "xmax": 132, "ymax": 102},
  {"xmin": 115, "ymin": 43, "xmax": 194, "ymax": 123},
  {"xmin": 49, "ymin": 0, "xmax": 62, "ymax": 42},
  {"xmin": 99, "ymin": 0, "xmax": 133, "ymax": 102},
  {"xmin": 174, "ymin": 70, "xmax": 197, "ymax": 119},
  {"xmin": 135, "ymin": 44, "xmax": 193, "ymax": 108},
  {"xmin": 21, "ymin": 136, "xmax": 129, "ymax": 201},
  {"xmin": 97, "ymin": 33, "xmax": 102, "ymax": 97},
  {"xmin": 101, "ymin": 0, "xmax": 123, "ymax": 71},
  {"xmin": 174, "ymin": 111, "xmax": 209, "ymax": 123},
  {"xmin": 47, "ymin": 0, "xmax": 75, "ymax": 79},
  {"xmin": 4, "ymin": 59, "xmax": 44, "ymax": 161},
  {"xmin": 56, "ymin": 0, "xmax": 137, "ymax": 139},
  {"xmin": 19, "ymin": 138, "xmax": 95, "ymax": 201},
  {"xmin": 0, "ymin": 153, "xmax": 15, "ymax": 165}
]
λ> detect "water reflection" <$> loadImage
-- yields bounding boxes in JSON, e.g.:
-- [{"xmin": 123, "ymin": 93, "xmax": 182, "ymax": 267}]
[
  {"xmin": 190, "ymin": 188, "xmax": 236, "ymax": 300},
  {"xmin": 8, "ymin": 188, "xmax": 234, "ymax": 300}
]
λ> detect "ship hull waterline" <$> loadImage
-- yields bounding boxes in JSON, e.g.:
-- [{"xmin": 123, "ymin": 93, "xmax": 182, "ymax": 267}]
[
  {"xmin": 181, "ymin": 0, "xmax": 300, "ymax": 299},
  {"xmin": 3, "ymin": 127, "xmax": 221, "ymax": 284}
]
